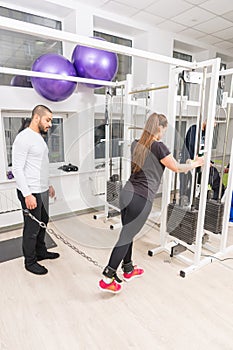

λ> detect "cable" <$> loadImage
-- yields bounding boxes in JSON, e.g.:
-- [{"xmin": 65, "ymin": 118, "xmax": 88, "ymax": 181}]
[
  {"xmin": 201, "ymin": 254, "xmax": 233, "ymax": 262},
  {"xmin": 171, "ymin": 239, "xmax": 233, "ymax": 262}
]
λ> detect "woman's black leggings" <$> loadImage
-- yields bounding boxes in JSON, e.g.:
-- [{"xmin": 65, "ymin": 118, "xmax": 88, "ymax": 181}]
[{"xmin": 107, "ymin": 190, "xmax": 152, "ymax": 271}]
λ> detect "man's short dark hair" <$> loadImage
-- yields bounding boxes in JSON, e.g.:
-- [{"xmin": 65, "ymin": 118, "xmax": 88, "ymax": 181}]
[{"xmin": 31, "ymin": 105, "xmax": 52, "ymax": 119}]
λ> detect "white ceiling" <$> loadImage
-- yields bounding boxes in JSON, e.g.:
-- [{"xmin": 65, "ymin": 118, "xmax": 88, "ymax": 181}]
[
  {"xmin": 3, "ymin": 0, "xmax": 233, "ymax": 58},
  {"xmin": 80, "ymin": 0, "xmax": 233, "ymax": 57}
]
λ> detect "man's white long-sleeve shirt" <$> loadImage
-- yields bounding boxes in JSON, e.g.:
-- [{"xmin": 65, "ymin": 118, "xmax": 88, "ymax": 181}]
[{"xmin": 12, "ymin": 128, "xmax": 49, "ymax": 197}]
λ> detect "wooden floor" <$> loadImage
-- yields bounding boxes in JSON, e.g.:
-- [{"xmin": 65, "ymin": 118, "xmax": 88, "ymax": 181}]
[{"xmin": 1, "ymin": 210, "xmax": 233, "ymax": 350}]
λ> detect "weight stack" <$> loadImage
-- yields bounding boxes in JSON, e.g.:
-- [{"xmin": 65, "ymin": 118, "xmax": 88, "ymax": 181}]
[
  {"xmin": 167, "ymin": 203, "xmax": 198, "ymax": 244},
  {"xmin": 194, "ymin": 198, "xmax": 224, "ymax": 234},
  {"xmin": 107, "ymin": 180, "xmax": 122, "ymax": 209}
]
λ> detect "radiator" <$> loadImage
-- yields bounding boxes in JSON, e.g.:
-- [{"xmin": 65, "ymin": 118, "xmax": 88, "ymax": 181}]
[{"xmin": 0, "ymin": 188, "xmax": 21, "ymax": 214}]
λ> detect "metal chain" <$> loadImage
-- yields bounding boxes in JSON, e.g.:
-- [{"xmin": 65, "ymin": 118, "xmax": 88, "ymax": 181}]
[{"xmin": 23, "ymin": 209, "xmax": 103, "ymax": 269}]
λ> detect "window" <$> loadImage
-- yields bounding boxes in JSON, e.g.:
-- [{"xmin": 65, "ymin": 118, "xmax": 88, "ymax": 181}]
[
  {"xmin": 44, "ymin": 118, "xmax": 65, "ymax": 163},
  {"xmin": 175, "ymin": 120, "xmax": 187, "ymax": 158},
  {"xmin": 94, "ymin": 118, "xmax": 124, "ymax": 159},
  {"xmin": 216, "ymin": 63, "xmax": 226, "ymax": 106},
  {"xmin": 3, "ymin": 115, "xmax": 64, "ymax": 167},
  {"xmin": 0, "ymin": 6, "xmax": 62, "ymax": 86},
  {"xmin": 173, "ymin": 51, "xmax": 192, "ymax": 98},
  {"xmin": 173, "ymin": 51, "xmax": 192, "ymax": 62},
  {"xmin": 93, "ymin": 31, "xmax": 132, "ymax": 94},
  {"xmin": 212, "ymin": 123, "xmax": 219, "ymax": 150}
]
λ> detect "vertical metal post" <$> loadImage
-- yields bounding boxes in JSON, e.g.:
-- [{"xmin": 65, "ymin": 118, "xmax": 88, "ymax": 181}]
[
  {"xmin": 218, "ymin": 75, "xmax": 233, "ymax": 200},
  {"xmin": 173, "ymin": 76, "xmax": 184, "ymax": 203},
  {"xmin": 108, "ymin": 88, "xmax": 113, "ymax": 178},
  {"xmin": 220, "ymin": 139, "xmax": 233, "ymax": 251},
  {"xmin": 191, "ymin": 66, "xmax": 207, "ymax": 209},
  {"xmin": 194, "ymin": 58, "xmax": 221, "ymax": 265},
  {"xmin": 104, "ymin": 88, "xmax": 110, "ymax": 217},
  {"xmin": 188, "ymin": 81, "xmax": 203, "ymax": 204},
  {"xmin": 119, "ymin": 85, "xmax": 124, "ymax": 181},
  {"xmin": 160, "ymin": 66, "xmax": 180, "ymax": 247}
]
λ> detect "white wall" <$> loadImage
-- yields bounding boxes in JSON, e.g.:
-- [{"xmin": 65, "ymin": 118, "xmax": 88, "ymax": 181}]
[
  {"xmin": 63, "ymin": 6, "xmax": 93, "ymax": 59},
  {"xmin": 133, "ymin": 28, "xmax": 173, "ymax": 116}
]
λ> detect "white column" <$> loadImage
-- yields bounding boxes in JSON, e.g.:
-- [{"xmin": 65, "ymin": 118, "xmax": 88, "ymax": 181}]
[
  {"xmin": 63, "ymin": 6, "xmax": 93, "ymax": 60},
  {"xmin": 0, "ymin": 110, "xmax": 7, "ymax": 182}
]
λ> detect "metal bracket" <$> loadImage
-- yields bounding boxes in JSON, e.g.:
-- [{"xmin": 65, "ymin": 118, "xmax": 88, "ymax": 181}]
[{"xmin": 183, "ymin": 71, "xmax": 203, "ymax": 84}]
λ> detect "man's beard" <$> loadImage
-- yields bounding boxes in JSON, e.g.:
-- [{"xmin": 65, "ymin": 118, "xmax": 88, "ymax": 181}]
[{"xmin": 39, "ymin": 124, "xmax": 48, "ymax": 135}]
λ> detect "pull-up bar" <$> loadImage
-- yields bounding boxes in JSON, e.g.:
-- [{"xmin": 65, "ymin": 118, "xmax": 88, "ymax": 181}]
[
  {"xmin": 128, "ymin": 126, "xmax": 143, "ymax": 130},
  {"xmin": 129, "ymin": 85, "xmax": 169, "ymax": 95}
]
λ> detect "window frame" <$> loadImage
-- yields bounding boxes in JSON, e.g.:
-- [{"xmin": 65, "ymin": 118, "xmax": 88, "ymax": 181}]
[
  {"xmin": 94, "ymin": 112, "xmax": 124, "ymax": 163},
  {"xmin": 0, "ymin": 6, "xmax": 63, "ymax": 87},
  {"xmin": 93, "ymin": 30, "xmax": 132, "ymax": 95},
  {"xmin": 2, "ymin": 112, "xmax": 66, "ymax": 173}
]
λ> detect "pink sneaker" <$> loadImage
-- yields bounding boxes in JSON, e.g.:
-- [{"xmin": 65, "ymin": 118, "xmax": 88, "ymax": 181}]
[
  {"xmin": 123, "ymin": 266, "xmax": 144, "ymax": 282},
  {"xmin": 99, "ymin": 279, "xmax": 122, "ymax": 294}
]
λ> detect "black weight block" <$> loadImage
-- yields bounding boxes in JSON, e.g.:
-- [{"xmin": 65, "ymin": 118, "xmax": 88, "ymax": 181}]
[
  {"xmin": 107, "ymin": 180, "xmax": 122, "ymax": 209},
  {"xmin": 167, "ymin": 203, "xmax": 198, "ymax": 244},
  {"xmin": 194, "ymin": 198, "xmax": 224, "ymax": 234}
]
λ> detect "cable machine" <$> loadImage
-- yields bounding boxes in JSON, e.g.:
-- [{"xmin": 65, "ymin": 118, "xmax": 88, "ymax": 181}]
[
  {"xmin": 106, "ymin": 86, "xmax": 124, "ymax": 210},
  {"xmin": 148, "ymin": 58, "xmax": 233, "ymax": 277},
  {"xmin": 93, "ymin": 81, "xmax": 127, "ymax": 228},
  {"xmin": 167, "ymin": 68, "xmax": 205, "ymax": 245}
]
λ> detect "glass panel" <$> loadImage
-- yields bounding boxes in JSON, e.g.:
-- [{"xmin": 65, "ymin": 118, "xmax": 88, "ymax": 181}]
[
  {"xmin": 175, "ymin": 120, "xmax": 187, "ymax": 157},
  {"xmin": 173, "ymin": 51, "xmax": 192, "ymax": 62},
  {"xmin": 3, "ymin": 117, "xmax": 24, "ymax": 166},
  {"xmin": 3, "ymin": 116, "xmax": 64, "ymax": 166},
  {"xmin": 94, "ymin": 119, "xmax": 124, "ymax": 159},
  {"xmin": 44, "ymin": 118, "xmax": 65, "ymax": 163},
  {"xmin": 212, "ymin": 123, "xmax": 219, "ymax": 150},
  {"xmin": 216, "ymin": 63, "xmax": 226, "ymax": 106},
  {"xmin": 0, "ymin": 6, "xmax": 62, "ymax": 86},
  {"xmin": 93, "ymin": 31, "xmax": 132, "ymax": 94}
]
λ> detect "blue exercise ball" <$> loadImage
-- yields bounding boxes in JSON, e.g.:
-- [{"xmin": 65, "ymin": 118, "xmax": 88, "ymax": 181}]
[
  {"xmin": 230, "ymin": 192, "xmax": 233, "ymax": 222},
  {"xmin": 31, "ymin": 53, "xmax": 77, "ymax": 101},
  {"xmin": 10, "ymin": 75, "xmax": 32, "ymax": 88},
  {"xmin": 72, "ymin": 37, "xmax": 118, "ymax": 88}
]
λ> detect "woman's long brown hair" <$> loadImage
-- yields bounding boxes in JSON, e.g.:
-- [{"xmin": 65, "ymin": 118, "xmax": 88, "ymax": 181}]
[{"xmin": 132, "ymin": 113, "xmax": 168, "ymax": 173}]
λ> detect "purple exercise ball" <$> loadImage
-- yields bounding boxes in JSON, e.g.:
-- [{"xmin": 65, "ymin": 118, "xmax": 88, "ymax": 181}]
[
  {"xmin": 31, "ymin": 53, "xmax": 77, "ymax": 101},
  {"xmin": 10, "ymin": 75, "xmax": 32, "ymax": 88},
  {"xmin": 72, "ymin": 37, "xmax": 118, "ymax": 88}
]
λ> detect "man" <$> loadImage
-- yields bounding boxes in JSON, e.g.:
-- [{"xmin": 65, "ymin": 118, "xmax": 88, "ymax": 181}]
[
  {"xmin": 12, "ymin": 105, "xmax": 59, "ymax": 275},
  {"xmin": 179, "ymin": 120, "xmax": 224, "ymax": 205}
]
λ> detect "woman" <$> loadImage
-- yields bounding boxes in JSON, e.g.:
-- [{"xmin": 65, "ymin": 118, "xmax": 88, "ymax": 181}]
[{"xmin": 99, "ymin": 113, "xmax": 204, "ymax": 293}]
